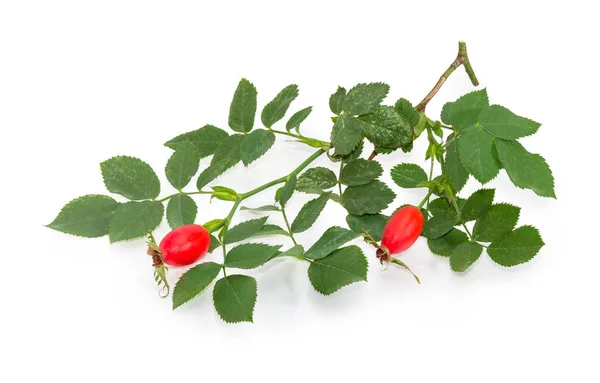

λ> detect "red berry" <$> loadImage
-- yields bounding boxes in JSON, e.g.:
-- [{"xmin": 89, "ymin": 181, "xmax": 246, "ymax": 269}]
[
  {"xmin": 381, "ymin": 206, "xmax": 424, "ymax": 255},
  {"xmin": 159, "ymin": 224, "xmax": 210, "ymax": 267}
]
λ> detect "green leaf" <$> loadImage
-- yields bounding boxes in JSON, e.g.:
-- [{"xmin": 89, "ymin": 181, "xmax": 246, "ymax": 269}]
[
  {"xmin": 278, "ymin": 244, "xmax": 305, "ymax": 258},
  {"xmin": 251, "ymin": 224, "xmax": 289, "ymax": 237},
  {"xmin": 473, "ymin": 203, "xmax": 520, "ymax": 242},
  {"xmin": 278, "ymin": 174, "xmax": 297, "ymax": 207},
  {"xmin": 444, "ymin": 133, "xmax": 469, "ymax": 192},
  {"xmin": 286, "ymin": 106, "xmax": 312, "ymax": 132},
  {"xmin": 360, "ymin": 106, "xmax": 412, "ymax": 148},
  {"xmin": 166, "ymin": 194, "xmax": 197, "ymax": 229},
  {"xmin": 197, "ymin": 134, "xmax": 244, "ymax": 189},
  {"xmin": 450, "ymin": 242, "xmax": 483, "ymax": 272},
  {"xmin": 296, "ymin": 167, "xmax": 337, "ymax": 193},
  {"xmin": 427, "ymin": 198, "xmax": 463, "ymax": 217},
  {"xmin": 495, "ymin": 140, "xmax": 555, "ymax": 198},
  {"xmin": 224, "ymin": 243, "xmax": 281, "ymax": 269},
  {"xmin": 304, "ymin": 226, "xmax": 359, "ymax": 260},
  {"xmin": 421, "ymin": 213, "xmax": 457, "ymax": 239},
  {"xmin": 165, "ymin": 141, "xmax": 201, "ymax": 190},
  {"xmin": 342, "ymin": 83, "xmax": 389, "ymax": 115},
  {"xmin": 394, "ymin": 98, "xmax": 420, "ymax": 128},
  {"xmin": 228, "ymin": 78, "xmax": 257, "ymax": 133},
  {"xmin": 213, "ymin": 275, "xmax": 257, "ymax": 323},
  {"xmin": 308, "ymin": 245, "xmax": 368, "ymax": 295},
  {"xmin": 47, "ymin": 195, "xmax": 119, "ymax": 238},
  {"xmin": 331, "ymin": 114, "xmax": 365, "ymax": 156},
  {"xmin": 487, "ymin": 225, "xmax": 544, "ymax": 267},
  {"xmin": 208, "ymin": 234, "xmax": 221, "ymax": 253},
  {"xmin": 477, "ymin": 105, "xmax": 540, "ymax": 140},
  {"xmin": 224, "ymin": 217, "xmax": 268, "ymax": 244},
  {"xmin": 108, "ymin": 201, "xmax": 164, "ymax": 243},
  {"xmin": 390, "ymin": 163, "xmax": 428, "ymax": 188},
  {"xmin": 441, "ymin": 89, "xmax": 489, "ymax": 131},
  {"xmin": 329, "ymin": 86, "xmax": 346, "ymax": 115},
  {"xmin": 240, "ymin": 205, "xmax": 280, "ymax": 212},
  {"xmin": 340, "ymin": 159, "xmax": 383, "ymax": 186},
  {"xmin": 427, "ymin": 228, "xmax": 469, "ymax": 257},
  {"xmin": 100, "ymin": 156, "xmax": 161, "ymax": 200},
  {"xmin": 346, "ymin": 213, "xmax": 388, "ymax": 242},
  {"xmin": 172, "ymin": 262, "xmax": 222, "ymax": 310},
  {"xmin": 461, "ymin": 189, "xmax": 495, "ymax": 222},
  {"xmin": 342, "ymin": 141, "xmax": 364, "ymax": 163},
  {"xmin": 241, "ymin": 129, "xmax": 276, "ymax": 166},
  {"xmin": 342, "ymin": 180, "xmax": 396, "ymax": 215},
  {"xmin": 291, "ymin": 193, "xmax": 330, "ymax": 233},
  {"xmin": 261, "ymin": 84, "xmax": 299, "ymax": 128},
  {"xmin": 457, "ymin": 126, "xmax": 500, "ymax": 184},
  {"xmin": 164, "ymin": 124, "xmax": 229, "ymax": 158}
]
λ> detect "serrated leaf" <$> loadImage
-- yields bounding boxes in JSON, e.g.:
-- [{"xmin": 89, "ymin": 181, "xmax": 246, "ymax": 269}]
[
  {"xmin": 478, "ymin": 105, "xmax": 540, "ymax": 140},
  {"xmin": 164, "ymin": 124, "xmax": 229, "ymax": 158},
  {"xmin": 224, "ymin": 217, "xmax": 268, "ymax": 244},
  {"xmin": 209, "ymin": 234, "xmax": 221, "ymax": 253},
  {"xmin": 241, "ymin": 129, "xmax": 276, "ymax": 166},
  {"xmin": 286, "ymin": 106, "xmax": 312, "ymax": 132},
  {"xmin": 197, "ymin": 134, "xmax": 244, "ymax": 189},
  {"xmin": 165, "ymin": 141, "xmax": 201, "ymax": 190},
  {"xmin": 343, "ymin": 141, "xmax": 364, "ymax": 163},
  {"xmin": 428, "ymin": 198, "xmax": 461, "ymax": 217},
  {"xmin": 390, "ymin": 163, "xmax": 428, "ymax": 188},
  {"xmin": 342, "ymin": 180, "xmax": 396, "ymax": 215},
  {"xmin": 450, "ymin": 242, "xmax": 483, "ymax": 272},
  {"xmin": 108, "ymin": 201, "xmax": 164, "ymax": 243},
  {"xmin": 261, "ymin": 84, "xmax": 299, "ymax": 128},
  {"xmin": 331, "ymin": 114, "xmax": 365, "ymax": 156},
  {"xmin": 421, "ymin": 213, "xmax": 458, "ymax": 239},
  {"xmin": 213, "ymin": 275, "xmax": 257, "ymax": 323},
  {"xmin": 329, "ymin": 86, "xmax": 346, "ymax": 115},
  {"xmin": 224, "ymin": 243, "xmax": 281, "ymax": 269},
  {"xmin": 487, "ymin": 225, "xmax": 544, "ymax": 266},
  {"xmin": 360, "ymin": 106, "xmax": 412, "ymax": 149},
  {"xmin": 229, "ymin": 78, "xmax": 257, "ymax": 133},
  {"xmin": 100, "ymin": 156, "xmax": 160, "ymax": 200},
  {"xmin": 291, "ymin": 193, "xmax": 330, "ymax": 233},
  {"xmin": 240, "ymin": 205, "xmax": 280, "ymax": 212},
  {"xmin": 251, "ymin": 224, "xmax": 289, "ymax": 237},
  {"xmin": 278, "ymin": 174, "xmax": 297, "ymax": 207},
  {"xmin": 495, "ymin": 140, "xmax": 555, "ymax": 198},
  {"xmin": 279, "ymin": 244, "xmax": 305, "ymax": 257},
  {"xmin": 304, "ymin": 226, "xmax": 359, "ymax": 260},
  {"xmin": 427, "ymin": 228, "xmax": 469, "ymax": 257},
  {"xmin": 166, "ymin": 194, "xmax": 197, "ymax": 229},
  {"xmin": 473, "ymin": 203, "xmax": 520, "ymax": 242},
  {"xmin": 461, "ymin": 189, "xmax": 495, "ymax": 222},
  {"xmin": 394, "ymin": 98, "xmax": 420, "ymax": 128},
  {"xmin": 342, "ymin": 83, "xmax": 389, "ymax": 115},
  {"xmin": 457, "ymin": 126, "xmax": 500, "ymax": 184},
  {"xmin": 47, "ymin": 195, "xmax": 119, "ymax": 238},
  {"xmin": 346, "ymin": 213, "xmax": 388, "ymax": 242},
  {"xmin": 296, "ymin": 167, "xmax": 337, "ymax": 193},
  {"xmin": 172, "ymin": 262, "xmax": 222, "ymax": 310},
  {"xmin": 441, "ymin": 89, "xmax": 489, "ymax": 131},
  {"xmin": 340, "ymin": 159, "xmax": 383, "ymax": 186},
  {"xmin": 445, "ymin": 133, "xmax": 469, "ymax": 192},
  {"xmin": 308, "ymin": 245, "xmax": 368, "ymax": 295}
]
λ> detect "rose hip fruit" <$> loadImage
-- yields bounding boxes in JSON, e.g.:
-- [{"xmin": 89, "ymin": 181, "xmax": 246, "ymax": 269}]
[
  {"xmin": 381, "ymin": 206, "xmax": 424, "ymax": 255},
  {"xmin": 159, "ymin": 224, "xmax": 210, "ymax": 267}
]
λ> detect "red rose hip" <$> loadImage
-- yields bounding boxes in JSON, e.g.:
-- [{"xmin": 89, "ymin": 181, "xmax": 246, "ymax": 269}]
[
  {"xmin": 381, "ymin": 206, "xmax": 424, "ymax": 255},
  {"xmin": 159, "ymin": 224, "xmax": 210, "ymax": 267}
]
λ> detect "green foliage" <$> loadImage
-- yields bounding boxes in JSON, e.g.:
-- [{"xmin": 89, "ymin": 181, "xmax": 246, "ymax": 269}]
[
  {"xmin": 394, "ymin": 98, "xmax": 420, "ymax": 128},
  {"xmin": 303, "ymin": 226, "xmax": 359, "ymax": 260},
  {"xmin": 101, "ymin": 156, "xmax": 161, "ymax": 200},
  {"xmin": 241, "ymin": 205, "xmax": 280, "ymax": 212},
  {"xmin": 213, "ymin": 274, "xmax": 257, "ymax": 323},
  {"xmin": 457, "ymin": 125, "xmax": 500, "ymax": 184},
  {"xmin": 286, "ymin": 106, "xmax": 312, "ymax": 132},
  {"xmin": 261, "ymin": 84, "xmax": 299, "ymax": 128},
  {"xmin": 172, "ymin": 262, "xmax": 221, "ymax": 309},
  {"xmin": 428, "ymin": 198, "xmax": 457, "ymax": 217},
  {"xmin": 224, "ymin": 243, "xmax": 281, "ymax": 269},
  {"xmin": 441, "ymin": 89, "xmax": 489, "ymax": 131},
  {"xmin": 390, "ymin": 163, "xmax": 428, "ymax": 188},
  {"xmin": 477, "ymin": 105, "xmax": 540, "ymax": 140},
  {"xmin": 197, "ymin": 134, "xmax": 244, "ymax": 189},
  {"xmin": 229, "ymin": 78, "xmax": 257, "ymax": 133},
  {"xmin": 278, "ymin": 174, "xmax": 297, "ymax": 207},
  {"xmin": 291, "ymin": 193, "xmax": 330, "ymax": 233},
  {"xmin": 331, "ymin": 114, "xmax": 365, "ymax": 155},
  {"xmin": 444, "ymin": 133, "xmax": 469, "ymax": 192},
  {"xmin": 427, "ymin": 229, "xmax": 469, "ymax": 257},
  {"xmin": 340, "ymin": 159, "xmax": 383, "ymax": 186},
  {"xmin": 252, "ymin": 224, "xmax": 289, "ymax": 237},
  {"xmin": 108, "ymin": 201, "xmax": 164, "ymax": 243},
  {"xmin": 296, "ymin": 167, "xmax": 337, "ymax": 193},
  {"xmin": 473, "ymin": 203, "xmax": 520, "ymax": 242},
  {"xmin": 461, "ymin": 188, "xmax": 495, "ymax": 222},
  {"xmin": 224, "ymin": 217, "xmax": 268, "ymax": 244},
  {"xmin": 329, "ymin": 86, "xmax": 346, "ymax": 115},
  {"xmin": 450, "ymin": 242, "xmax": 483, "ymax": 272},
  {"xmin": 166, "ymin": 194, "xmax": 197, "ymax": 229},
  {"xmin": 342, "ymin": 82, "xmax": 389, "ymax": 115},
  {"xmin": 342, "ymin": 180, "xmax": 396, "ymax": 215},
  {"xmin": 165, "ymin": 141, "xmax": 201, "ymax": 190},
  {"xmin": 165, "ymin": 124, "xmax": 229, "ymax": 158},
  {"xmin": 308, "ymin": 245, "xmax": 368, "ymax": 295},
  {"xmin": 487, "ymin": 225, "xmax": 544, "ymax": 266},
  {"xmin": 346, "ymin": 213, "xmax": 388, "ymax": 242},
  {"xmin": 421, "ymin": 213, "xmax": 457, "ymax": 239},
  {"xmin": 360, "ymin": 106, "xmax": 412, "ymax": 149},
  {"xmin": 241, "ymin": 129, "xmax": 276, "ymax": 166},
  {"xmin": 208, "ymin": 234, "xmax": 221, "ymax": 253},
  {"xmin": 47, "ymin": 195, "xmax": 119, "ymax": 238}
]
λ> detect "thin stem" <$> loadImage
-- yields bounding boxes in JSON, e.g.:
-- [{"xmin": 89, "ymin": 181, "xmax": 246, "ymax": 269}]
[
  {"xmin": 156, "ymin": 190, "xmax": 212, "ymax": 203},
  {"xmin": 418, "ymin": 190, "xmax": 434, "ymax": 209},
  {"xmin": 429, "ymin": 156, "xmax": 435, "ymax": 180},
  {"xmin": 281, "ymin": 207, "xmax": 297, "ymax": 245},
  {"xmin": 443, "ymin": 134, "xmax": 460, "ymax": 148},
  {"xmin": 270, "ymin": 129, "xmax": 330, "ymax": 148},
  {"xmin": 338, "ymin": 161, "xmax": 344, "ymax": 196}
]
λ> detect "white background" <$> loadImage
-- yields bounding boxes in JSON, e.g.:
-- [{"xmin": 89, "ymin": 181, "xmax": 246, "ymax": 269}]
[{"xmin": 1, "ymin": 1, "xmax": 598, "ymax": 381}]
